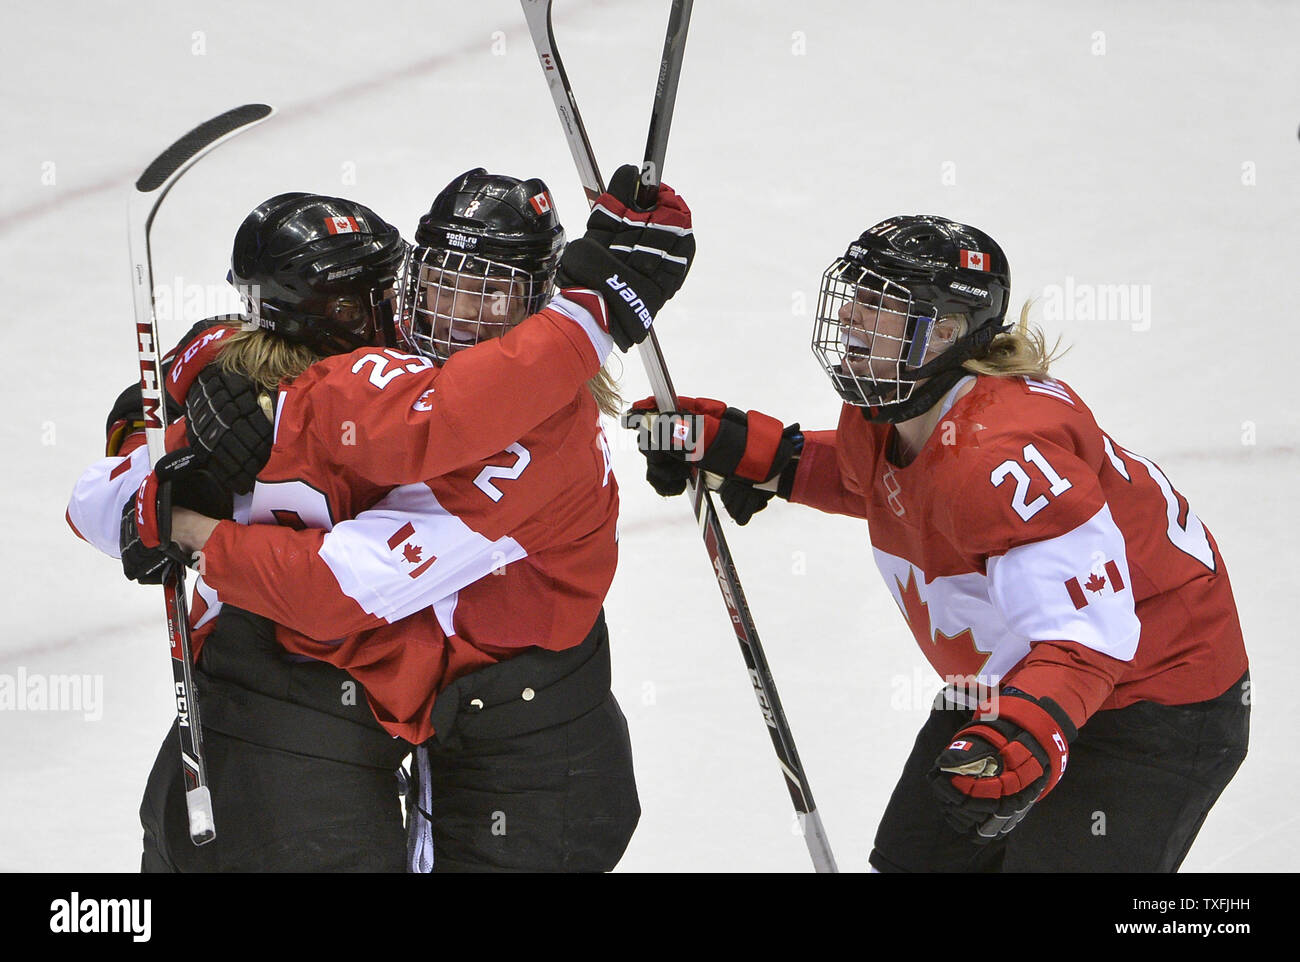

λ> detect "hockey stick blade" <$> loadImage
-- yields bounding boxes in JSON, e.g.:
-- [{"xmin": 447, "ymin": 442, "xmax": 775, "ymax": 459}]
[
  {"xmin": 521, "ymin": 1, "xmax": 837, "ymax": 872},
  {"xmin": 136, "ymin": 104, "xmax": 274, "ymax": 194},
  {"xmin": 129, "ymin": 104, "xmax": 275, "ymax": 441},
  {"xmin": 128, "ymin": 102, "xmax": 274, "ymax": 845}
]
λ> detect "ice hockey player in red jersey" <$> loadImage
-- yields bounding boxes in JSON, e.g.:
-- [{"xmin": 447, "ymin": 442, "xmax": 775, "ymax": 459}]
[
  {"xmin": 122, "ymin": 165, "xmax": 695, "ymax": 870},
  {"xmin": 69, "ymin": 192, "xmax": 417, "ymax": 871},
  {"xmin": 628, "ymin": 215, "xmax": 1248, "ymax": 872}
]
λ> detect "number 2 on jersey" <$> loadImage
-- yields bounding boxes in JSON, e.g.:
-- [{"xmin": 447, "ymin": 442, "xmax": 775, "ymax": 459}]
[
  {"xmin": 473, "ymin": 443, "xmax": 531, "ymax": 502},
  {"xmin": 1103, "ymin": 436, "xmax": 1216, "ymax": 571}
]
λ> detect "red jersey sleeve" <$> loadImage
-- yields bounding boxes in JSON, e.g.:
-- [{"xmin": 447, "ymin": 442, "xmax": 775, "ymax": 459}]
[
  {"xmin": 936, "ymin": 437, "xmax": 1106, "ymax": 560},
  {"xmin": 202, "ymin": 395, "xmax": 608, "ymax": 643},
  {"xmin": 788, "ymin": 429, "xmax": 870, "ymax": 519},
  {"xmin": 199, "ymin": 521, "xmax": 373, "ymax": 639},
  {"xmin": 200, "ymin": 472, "xmax": 535, "ymax": 642},
  {"xmin": 1004, "ymin": 641, "xmax": 1130, "ymax": 730},
  {"xmin": 936, "ymin": 425, "xmax": 1140, "ymax": 728},
  {"xmin": 277, "ymin": 302, "xmax": 609, "ymax": 488}
]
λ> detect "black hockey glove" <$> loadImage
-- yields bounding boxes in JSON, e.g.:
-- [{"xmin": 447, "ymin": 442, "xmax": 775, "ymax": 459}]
[
  {"xmin": 623, "ymin": 396, "xmax": 802, "ymax": 526},
  {"xmin": 556, "ymin": 164, "xmax": 695, "ymax": 351},
  {"xmin": 119, "ymin": 448, "xmax": 226, "ymax": 583},
  {"xmin": 185, "ymin": 365, "xmax": 275, "ymax": 495},
  {"xmin": 927, "ymin": 689, "xmax": 1077, "ymax": 843}
]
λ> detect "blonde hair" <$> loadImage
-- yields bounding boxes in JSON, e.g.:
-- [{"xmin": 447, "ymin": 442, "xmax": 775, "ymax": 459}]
[
  {"xmin": 587, "ymin": 365, "xmax": 623, "ymax": 418},
  {"xmin": 953, "ymin": 299, "xmax": 1067, "ymax": 379},
  {"xmin": 217, "ymin": 327, "xmax": 324, "ymax": 393}
]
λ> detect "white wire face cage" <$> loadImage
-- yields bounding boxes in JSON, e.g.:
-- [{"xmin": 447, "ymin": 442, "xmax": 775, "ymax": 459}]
[
  {"xmin": 398, "ymin": 247, "xmax": 544, "ymax": 362},
  {"xmin": 811, "ymin": 258, "xmax": 939, "ymax": 408}
]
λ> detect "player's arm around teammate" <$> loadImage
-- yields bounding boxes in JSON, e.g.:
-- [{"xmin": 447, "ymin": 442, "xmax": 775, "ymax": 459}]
[
  {"xmin": 68, "ymin": 194, "xmax": 424, "ymax": 871},
  {"xmin": 120, "ymin": 165, "xmax": 695, "ymax": 871}
]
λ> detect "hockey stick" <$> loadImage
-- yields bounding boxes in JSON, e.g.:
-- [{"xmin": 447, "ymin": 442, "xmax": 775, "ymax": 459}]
[
  {"xmin": 127, "ymin": 103, "xmax": 275, "ymax": 845},
  {"xmin": 520, "ymin": 1, "xmax": 837, "ymax": 872}
]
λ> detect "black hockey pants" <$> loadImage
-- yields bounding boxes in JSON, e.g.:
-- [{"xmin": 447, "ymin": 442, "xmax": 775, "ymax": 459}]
[
  {"xmin": 407, "ymin": 611, "xmax": 641, "ymax": 872},
  {"xmin": 870, "ymin": 671, "xmax": 1250, "ymax": 872},
  {"xmin": 140, "ymin": 607, "xmax": 410, "ymax": 872}
]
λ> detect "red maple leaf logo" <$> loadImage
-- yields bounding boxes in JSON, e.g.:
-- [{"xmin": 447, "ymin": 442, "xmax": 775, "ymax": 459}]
[
  {"xmin": 402, "ymin": 543, "xmax": 423, "ymax": 564},
  {"xmin": 1084, "ymin": 572, "xmax": 1106, "ymax": 593},
  {"xmin": 931, "ymin": 386, "xmax": 998, "ymax": 462},
  {"xmin": 961, "ymin": 388, "xmax": 999, "ymax": 417},
  {"xmin": 895, "ymin": 566, "xmax": 987, "ymax": 678}
]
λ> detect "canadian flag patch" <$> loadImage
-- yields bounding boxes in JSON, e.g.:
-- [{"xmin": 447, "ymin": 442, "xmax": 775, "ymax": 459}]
[
  {"xmin": 947, "ymin": 740, "xmax": 973, "ymax": 752},
  {"xmin": 959, "ymin": 249, "xmax": 988, "ymax": 271},
  {"xmin": 387, "ymin": 521, "xmax": 436, "ymax": 578},
  {"xmin": 325, "ymin": 216, "xmax": 361, "ymax": 235},
  {"xmin": 1064, "ymin": 560, "xmax": 1127, "ymax": 610},
  {"xmin": 528, "ymin": 191, "xmax": 552, "ymax": 215}
]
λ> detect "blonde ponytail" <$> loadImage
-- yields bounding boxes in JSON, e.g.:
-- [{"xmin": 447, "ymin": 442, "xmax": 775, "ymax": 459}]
[{"xmin": 959, "ymin": 300, "xmax": 1067, "ymax": 379}]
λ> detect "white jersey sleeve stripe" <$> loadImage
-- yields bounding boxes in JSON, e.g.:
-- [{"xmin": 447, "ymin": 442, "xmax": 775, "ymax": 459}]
[
  {"xmin": 986, "ymin": 503, "xmax": 1141, "ymax": 661},
  {"xmin": 546, "ymin": 292, "xmax": 614, "ymax": 363},
  {"xmin": 605, "ymin": 244, "xmax": 691, "ymax": 267},
  {"xmin": 66, "ymin": 446, "xmax": 151, "ymax": 559},
  {"xmin": 591, "ymin": 202, "xmax": 692, "ymax": 236},
  {"xmin": 1023, "ymin": 377, "xmax": 1075, "ymax": 404},
  {"xmin": 192, "ymin": 575, "xmax": 223, "ymax": 629},
  {"xmin": 317, "ymin": 482, "xmax": 528, "ymax": 626}
]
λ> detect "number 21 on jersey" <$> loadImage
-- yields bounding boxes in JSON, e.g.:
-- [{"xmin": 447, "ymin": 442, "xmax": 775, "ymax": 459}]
[
  {"xmin": 989, "ymin": 437, "xmax": 1216, "ymax": 572},
  {"xmin": 990, "ymin": 443, "xmax": 1072, "ymax": 521}
]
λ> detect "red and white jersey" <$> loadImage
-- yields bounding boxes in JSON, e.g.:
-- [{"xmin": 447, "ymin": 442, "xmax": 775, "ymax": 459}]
[
  {"xmin": 67, "ymin": 443, "xmax": 152, "ymax": 558},
  {"xmin": 67, "ymin": 322, "xmax": 244, "ymax": 647},
  {"xmin": 193, "ymin": 294, "xmax": 618, "ymax": 742},
  {"xmin": 789, "ymin": 374, "xmax": 1247, "ymax": 728},
  {"xmin": 68, "ymin": 323, "xmax": 242, "ymax": 558},
  {"xmin": 67, "ymin": 295, "xmax": 617, "ymax": 734}
]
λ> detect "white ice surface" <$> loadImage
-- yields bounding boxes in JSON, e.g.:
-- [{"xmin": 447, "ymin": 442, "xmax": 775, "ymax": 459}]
[{"xmin": 2, "ymin": 0, "xmax": 1297, "ymax": 872}]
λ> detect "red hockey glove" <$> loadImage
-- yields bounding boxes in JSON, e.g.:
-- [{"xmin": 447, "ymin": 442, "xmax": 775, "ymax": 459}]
[
  {"xmin": 120, "ymin": 443, "xmax": 232, "ymax": 584},
  {"xmin": 927, "ymin": 689, "xmax": 1077, "ymax": 843},
  {"xmin": 120, "ymin": 449, "xmax": 201, "ymax": 583},
  {"xmin": 164, "ymin": 324, "xmax": 240, "ymax": 407},
  {"xmin": 622, "ymin": 396, "xmax": 802, "ymax": 525},
  {"xmin": 556, "ymin": 164, "xmax": 695, "ymax": 351}
]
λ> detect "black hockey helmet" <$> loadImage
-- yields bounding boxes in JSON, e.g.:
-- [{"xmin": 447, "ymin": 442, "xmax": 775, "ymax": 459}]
[
  {"xmin": 811, "ymin": 214, "xmax": 1011, "ymax": 422},
  {"xmin": 229, "ymin": 192, "xmax": 407, "ymax": 355},
  {"xmin": 400, "ymin": 169, "xmax": 564, "ymax": 361}
]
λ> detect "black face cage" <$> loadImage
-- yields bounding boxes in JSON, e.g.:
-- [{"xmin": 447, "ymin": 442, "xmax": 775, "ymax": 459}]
[
  {"xmin": 811, "ymin": 258, "xmax": 939, "ymax": 408},
  {"xmin": 397, "ymin": 246, "xmax": 555, "ymax": 362}
]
